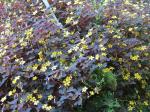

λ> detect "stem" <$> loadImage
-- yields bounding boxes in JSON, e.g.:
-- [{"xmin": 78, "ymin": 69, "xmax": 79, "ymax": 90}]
[{"xmin": 42, "ymin": 0, "xmax": 63, "ymax": 28}]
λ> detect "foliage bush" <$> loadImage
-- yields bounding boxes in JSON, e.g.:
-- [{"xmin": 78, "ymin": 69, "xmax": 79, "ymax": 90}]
[{"xmin": 0, "ymin": 0, "xmax": 149, "ymax": 112}]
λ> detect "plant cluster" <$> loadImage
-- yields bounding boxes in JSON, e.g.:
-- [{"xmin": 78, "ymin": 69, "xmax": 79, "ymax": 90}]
[{"xmin": 0, "ymin": 0, "xmax": 149, "ymax": 112}]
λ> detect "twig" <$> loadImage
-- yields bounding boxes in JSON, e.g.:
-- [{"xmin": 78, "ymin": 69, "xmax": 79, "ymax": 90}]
[{"xmin": 42, "ymin": 0, "xmax": 63, "ymax": 28}]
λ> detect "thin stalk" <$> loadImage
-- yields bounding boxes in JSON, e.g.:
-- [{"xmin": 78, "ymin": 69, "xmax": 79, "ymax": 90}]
[{"xmin": 42, "ymin": 0, "xmax": 63, "ymax": 28}]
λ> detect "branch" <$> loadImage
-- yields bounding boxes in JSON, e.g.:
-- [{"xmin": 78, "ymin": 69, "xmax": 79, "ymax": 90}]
[{"xmin": 42, "ymin": 0, "xmax": 63, "ymax": 28}]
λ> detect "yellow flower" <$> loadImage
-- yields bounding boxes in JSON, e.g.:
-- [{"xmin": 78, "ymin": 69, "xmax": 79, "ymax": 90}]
[
  {"xmin": 45, "ymin": 61, "xmax": 51, "ymax": 66},
  {"xmin": 108, "ymin": 20, "xmax": 113, "ymax": 24},
  {"xmin": 34, "ymin": 100, "xmax": 39, "ymax": 105},
  {"xmin": 88, "ymin": 56, "xmax": 94, "ymax": 60},
  {"xmin": 48, "ymin": 95, "xmax": 54, "ymax": 100},
  {"xmin": 32, "ymin": 76, "xmax": 38, "ymax": 81},
  {"xmin": 12, "ymin": 43, "xmax": 17, "ymax": 48},
  {"xmin": 82, "ymin": 44, "xmax": 88, "ymax": 49},
  {"xmin": 20, "ymin": 60, "xmax": 25, "ymax": 65},
  {"xmin": 1, "ymin": 96, "xmax": 6, "ymax": 102},
  {"xmin": 12, "ymin": 89, "xmax": 16, "ymax": 93},
  {"xmin": 135, "ymin": 46, "xmax": 147, "ymax": 51},
  {"xmin": 129, "ymin": 100, "xmax": 136, "ymax": 106},
  {"xmin": 128, "ymin": 27, "xmax": 133, "ymax": 32},
  {"xmin": 95, "ymin": 54, "xmax": 100, "ymax": 60},
  {"xmin": 38, "ymin": 94, "xmax": 43, "ymax": 99},
  {"xmin": 123, "ymin": 73, "xmax": 130, "ymax": 80},
  {"xmin": 8, "ymin": 91, "xmax": 13, "ymax": 96},
  {"xmin": 82, "ymin": 86, "xmax": 88, "ymax": 93},
  {"xmin": 74, "ymin": 0, "xmax": 83, "ymax": 5},
  {"xmin": 130, "ymin": 55, "xmax": 139, "ymax": 61},
  {"xmin": 40, "ymin": 65, "xmax": 47, "ymax": 72},
  {"xmin": 87, "ymin": 31, "xmax": 92, "ymax": 37},
  {"xmin": 20, "ymin": 41, "xmax": 27, "ymax": 47},
  {"xmin": 101, "ymin": 47, "xmax": 106, "ymax": 51},
  {"xmin": 90, "ymin": 91, "xmax": 94, "ymax": 96},
  {"xmin": 39, "ymin": 39, "xmax": 46, "ymax": 44},
  {"xmin": 63, "ymin": 76, "xmax": 72, "ymax": 87},
  {"xmin": 68, "ymin": 49, "xmax": 72, "ymax": 53},
  {"xmin": 65, "ymin": 17, "xmax": 73, "ymax": 24},
  {"xmin": 113, "ymin": 35, "xmax": 121, "ymax": 38},
  {"xmin": 33, "ymin": 89, "xmax": 38, "ymax": 93},
  {"xmin": 30, "ymin": 97, "xmax": 36, "ymax": 102},
  {"xmin": 38, "ymin": 51, "xmax": 43, "ymax": 61},
  {"xmin": 42, "ymin": 104, "xmax": 52, "ymax": 111},
  {"xmin": 128, "ymin": 100, "xmax": 136, "ymax": 111},
  {"xmin": 134, "ymin": 73, "xmax": 142, "ymax": 80},
  {"xmin": 101, "ymin": 53, "xmax": 107, "ymax": 56},
  {"xmin": 73, "ymin": 46, "xmax": 79, "ymax": 51},
  {"xmin": 108, "ymin": 44, "xmax": 112, "ymax": 48},
  {"xmin": 63, "ymin": 30, "xmax": 70, "ymax": 37},
  {"xmin": 111, "ymin": 16, "xmax": 117, "ymax": 19},
  {"xmin": 12, "ymin": 79, "xmax": 17, "ymax": 84},
  {"xmin": 32, "ymin": 64, "xmax": 38, "ymax": 71},
  {"xmin": 128, "ymin": 105, "xmax": 134, "ymax": 111}
]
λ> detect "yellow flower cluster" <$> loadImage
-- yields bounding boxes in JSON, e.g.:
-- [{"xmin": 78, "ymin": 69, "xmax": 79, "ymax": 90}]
[
  {"xmin": 26, "ymin": 94, "xmax": 39, "ymax": 105},
  {"xmin": 1, "ymin": 96, "xmax": 7, "ymax": 102},
  {"xmin": 51, "ymin": 51, "xmax": 62, "ymax": 57},
  {"xmin": 32, "ymin": 64, "xmax": 38, "ymax": 71},
  {"xmin": 39, "ymin": 38, "xmax": 46, "ymax": 45},
  {"xmin": 25, "ymin": 28, "xmax": 33, "ymax": 40},
  {"xmin": 15, "ymin": 58, "xmax": 25, "ymax": 65},
  {"xmin": 8, "ymin": 89, "xmax": 16, "ymax": 96},
  {"xmin": 130, "ymin": 55, "xmax": 139, "ymax": 61},
  {"xmin": 123, "ymin": 72, "xmax": 130, "ymax": 80},
  {"xmin": 74, "ymin": 0, "xmax": 83, "ymax": 5},
  {"xmin": 40, "ymin": 61, "xmax": 51, "ymax": 72},
  {"xmin": 128, "ymin": 100, "xmax": 136, "ymax": 111},
  {"xmin": 134, "ymin": 46, "xmax": 147, "ymax": 51},
  {"xmin": 134, "ymin": 73, "xmax": 142, "ymax": 80},
  {"xmin": 19, "ymin": 38, "xmax": 28, "ymax": 47},
  {"xmin": 42, "ymin": 104, "xmax": 52, "ymax": 111},
  {"xmin": 48, "ymin": 95, "xmax": 54, "ymax": 100},
  {"xmin": 63, "ymin": 76, "xmax": 72, "ymax": 87},
  {"xmin": 65, "ymin": 16, "xmax": 73, "ymax": 24},
  {"xmin": 38, "ymin": 51, "xmax": 44, "ymax": 62}
]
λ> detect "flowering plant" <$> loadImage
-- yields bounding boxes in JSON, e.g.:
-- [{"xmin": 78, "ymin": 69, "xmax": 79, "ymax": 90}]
[{"xmin": 0, "ymin": 0, "xmax": 149, "ymax": 111}]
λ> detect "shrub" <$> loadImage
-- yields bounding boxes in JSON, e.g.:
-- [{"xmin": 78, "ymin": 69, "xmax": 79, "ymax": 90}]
[{"xmin": 0, "ymin": 0, "xmax": 149, "ymax": 111}]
